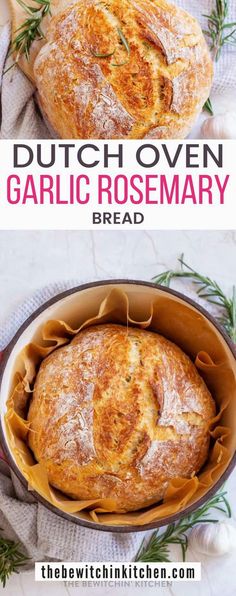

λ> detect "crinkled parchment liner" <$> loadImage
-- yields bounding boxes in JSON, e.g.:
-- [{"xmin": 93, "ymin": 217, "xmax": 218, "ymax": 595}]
[{"xmin": 4, "ymin": 288, "xmax": 236, "ymax": 526}]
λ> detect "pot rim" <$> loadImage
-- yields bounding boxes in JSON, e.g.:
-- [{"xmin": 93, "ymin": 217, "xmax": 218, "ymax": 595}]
[{"xmin": 0, "ymin": 278, "xmax": 235, "ymax": 534}]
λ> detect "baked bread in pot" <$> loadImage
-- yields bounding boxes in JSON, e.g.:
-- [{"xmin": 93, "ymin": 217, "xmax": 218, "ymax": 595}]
[
  {"xmin": 34, "ymin": 0, "xmax": 213, "ymax": 139},
  {"xmin": 28, "ymin": 324, "xmax": 215, "ymax": 512}
]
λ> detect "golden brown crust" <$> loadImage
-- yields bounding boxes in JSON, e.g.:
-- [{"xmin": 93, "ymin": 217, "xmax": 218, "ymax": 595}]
[
  {"xmin": 28, "ymin": 324, "xmax": 215, "ymax": 512},
  {"xmin": 34, "ymin": 0, "xmax": 213, "ymax": 139}
]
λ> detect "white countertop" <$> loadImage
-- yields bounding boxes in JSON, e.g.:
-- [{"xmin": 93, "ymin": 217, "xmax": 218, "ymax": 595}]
[{"xmin": 0, "ymin": 229, "xmax": 236, "ymax": 596}]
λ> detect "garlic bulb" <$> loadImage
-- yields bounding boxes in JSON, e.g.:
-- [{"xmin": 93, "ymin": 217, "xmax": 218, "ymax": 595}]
[
  {"xmin": 189, "ymin": 521, "xmax": 236, "ymax": 556},
  {"xmin": 201, "ymin": 111, "xmax": 236, "ymax": 139}
]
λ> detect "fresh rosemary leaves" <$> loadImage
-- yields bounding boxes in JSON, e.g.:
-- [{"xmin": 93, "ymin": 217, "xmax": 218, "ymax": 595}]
[
  {"xmin": 203, "ymin": 97, "xmax": 214, "ymax": 116},
  {"xmin": 135, "ymin": 489, "xmax": 231, "ymax": 563},
  {"xmin": 203, "ymin": 0, "xmax": 236, "ymax": 61},
  {"xmin": 153, "ymin": 255, "xmax": 236, "ymax": 343},
  {"xmin": 91, "ymin": 28, "xmax": 130, "ymax": 66},
  {"xmin": 203, "ymin": 1, "xmax": 236, "ymax": 115},
  {"xmin": 0, "ymin": 532, "xmax": 29, "ymax": 588},
  {"xmin": 10, "ymin": 0, "xmax": 51, "ymax": 63},
  {"xmin": 111, "ymin": 28, "xmax": 130, "ymax": 66}
]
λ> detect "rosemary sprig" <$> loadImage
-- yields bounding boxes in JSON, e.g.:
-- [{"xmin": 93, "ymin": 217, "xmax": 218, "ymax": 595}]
[
  {"xmin": 202, "ymin": 1, "xmax": 236, "ymax": 114},
  {"xmin": 0, "ymin": 531, "xmax": 30, "ymax": 587},
  {"xmin": 203, "ymin": 0, "xmax": 236, "ymax": 61},
  {"xmin": 91, "ymin": 28, "xmax": 130, "ymax": 67},
  {"xmin": 111, "ymin": 28, "xmax": 130, "ymax": 66},
  {"xmin": 152, "ymin": 255, "xmax": 236, "ymax": 343},
  {"xmin": 135, "ymin": 488, "xmax": 231, "ymax": 562},
  {"xmin": 91, "ymin": 50, "xmax": 115, "ymax": 58},
  {"xmin": 9, "ymin": 0, "xmax": 51, "ymax": 64},
  {"xmin": 203, "ymin": 97, "xmax": 214, "ymax": 116}
]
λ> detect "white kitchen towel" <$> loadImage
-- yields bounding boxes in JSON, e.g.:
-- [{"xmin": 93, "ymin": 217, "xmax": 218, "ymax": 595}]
[
  {"xmin": 0, "ymin": 278, "xmax": 148, "ymax": 564},
  {"xmin": 0, "ymin": 22, "xmax": 51, "ymax": 139},
  {"xmin": 1, "ymin": 0, "xmax": 236, "ymax": 138}
]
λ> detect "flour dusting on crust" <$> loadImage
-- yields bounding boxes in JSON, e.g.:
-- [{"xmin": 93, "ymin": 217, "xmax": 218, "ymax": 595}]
[{"xmin": 28, "ymin": 324, "xmax": 215, "ymax": 512}]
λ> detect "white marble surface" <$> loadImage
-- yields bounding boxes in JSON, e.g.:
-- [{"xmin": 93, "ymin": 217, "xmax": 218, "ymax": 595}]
[
  {"xmin": 0, "ymin": 230, "xmax": 236, "ymax": 328},
  {"xmin": 0, "ymin": 229, "xmax": 236, "ymax": 596}
]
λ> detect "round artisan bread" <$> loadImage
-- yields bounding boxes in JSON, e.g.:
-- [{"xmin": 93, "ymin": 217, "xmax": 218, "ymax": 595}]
[
  {"xmin": 27, "ymin": 324, "xmax": 215, "ymax": 512},
  {"xmin": 34, "ymin": 0, "xmax": 213, "ymax": 139}
]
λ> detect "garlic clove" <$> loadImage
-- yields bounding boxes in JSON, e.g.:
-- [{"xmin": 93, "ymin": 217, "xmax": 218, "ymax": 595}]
[
  {"xmin": 201, "ymin": 111, "xmax": 236, "ymax": 139},
  {"xmin": 189, "ymin": 521, "xmax": 236, "ymax": 557}
]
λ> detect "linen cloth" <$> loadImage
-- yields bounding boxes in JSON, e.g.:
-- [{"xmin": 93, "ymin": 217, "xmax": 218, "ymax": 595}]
[{"xmin": 0, "ymin": 0, "xmax": 236, "ymax": 138}]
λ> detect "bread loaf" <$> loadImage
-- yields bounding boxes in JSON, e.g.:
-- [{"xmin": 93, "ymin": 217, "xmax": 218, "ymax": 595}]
[
  {"xmin": 28, "ymin": 324, "xmax": 215, "ymax": 512},
  {"xmin": 34, "ymin": 0, "xmax": 213, "ymax": 139}
]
